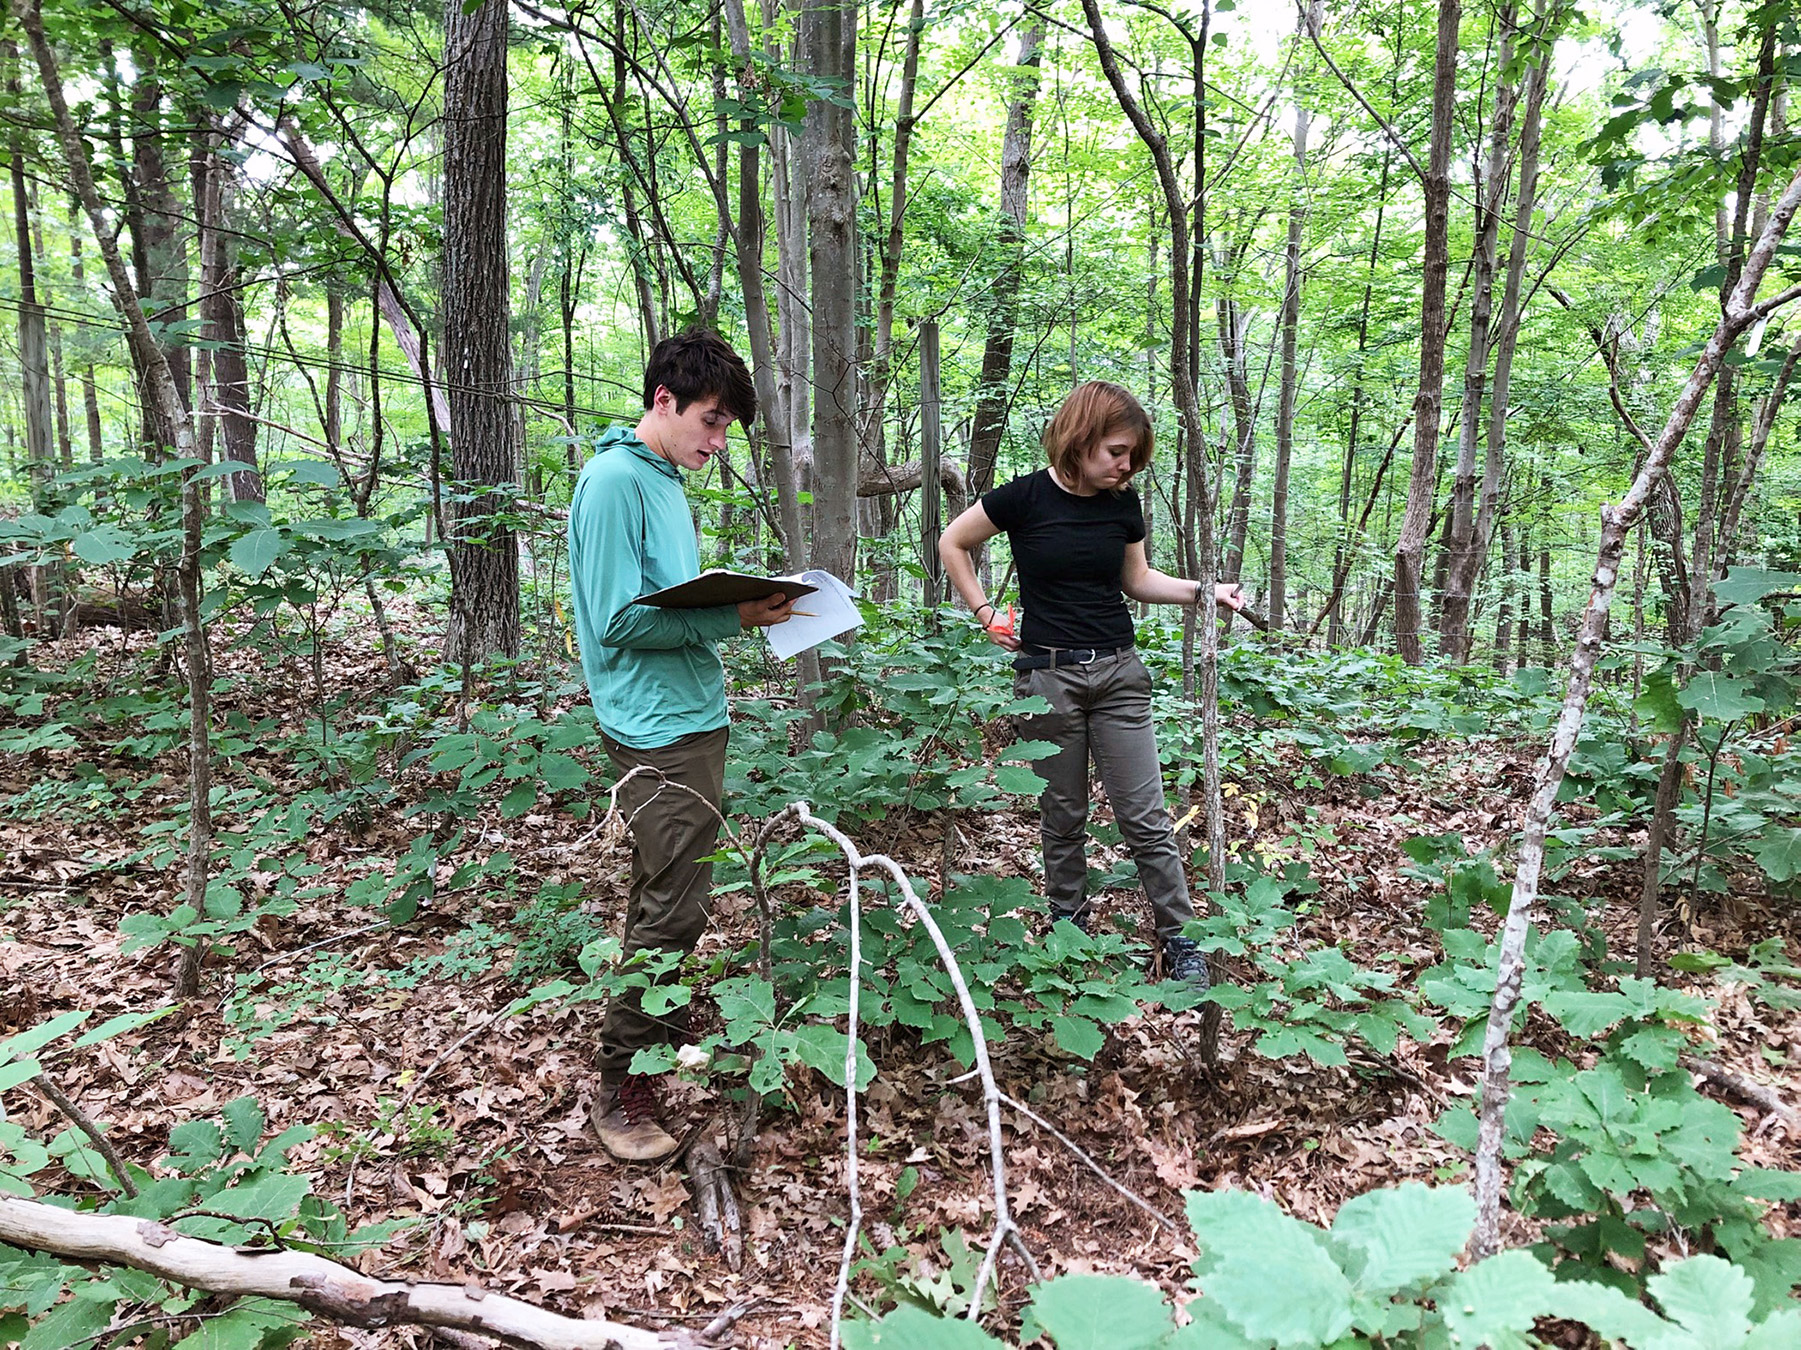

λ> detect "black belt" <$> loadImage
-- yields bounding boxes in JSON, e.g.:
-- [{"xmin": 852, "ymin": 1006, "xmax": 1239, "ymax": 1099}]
[{"xmin": 1012, "ymin": 645, "xmax": 1129, "ymax": 671}]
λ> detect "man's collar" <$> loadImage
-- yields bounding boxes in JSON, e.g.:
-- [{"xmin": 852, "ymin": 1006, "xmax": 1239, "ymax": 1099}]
[{"xmin": 613, "ymin": 428, "xmax": 681, "ymax": 480}]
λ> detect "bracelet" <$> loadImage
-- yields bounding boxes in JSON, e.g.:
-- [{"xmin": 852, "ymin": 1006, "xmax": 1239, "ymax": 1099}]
[
  {"xmin": 975, "ymin": 602, "xmax": 996, "ymax": 622},
  {"xmin": 1193, "ymin": 581, "xmax": 1204, "ymax": 606}
]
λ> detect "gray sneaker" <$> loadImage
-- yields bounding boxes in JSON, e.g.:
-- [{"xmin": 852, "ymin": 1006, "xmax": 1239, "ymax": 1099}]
[{"xmin": 1162, "ymin": 936, "xmax": 1209, "ymax": 989}]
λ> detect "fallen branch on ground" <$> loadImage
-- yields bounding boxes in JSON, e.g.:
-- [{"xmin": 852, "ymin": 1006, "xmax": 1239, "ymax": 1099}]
[
  {"xmin": 1680, "ymin": 1053, "xmax": 1797, "ymax": 1128},
  {"xmin": 0, "ymin": 1196, "xmax": 695, "ymax": 1350}
]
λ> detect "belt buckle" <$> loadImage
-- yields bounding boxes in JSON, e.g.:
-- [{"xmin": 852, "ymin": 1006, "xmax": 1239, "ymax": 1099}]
[{"xmin": 1070, "ymin": 647, "xmax": 1101, "ymax": 666}]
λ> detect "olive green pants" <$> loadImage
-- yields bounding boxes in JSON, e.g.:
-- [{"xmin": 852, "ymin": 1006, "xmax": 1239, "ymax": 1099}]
[
  {"xmin": 1014, "ymin": 651, "xmax": 1194, "ymax": 941},
  {"xmin": 596, "ymin": 725, "xmax": 728, "ymax": 1077}
]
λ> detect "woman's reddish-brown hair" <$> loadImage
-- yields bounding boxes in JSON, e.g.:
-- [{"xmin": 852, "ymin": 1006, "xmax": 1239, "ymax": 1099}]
[{"xmin": 1041, "ymin": 381, "xmax": 1154, "ymax": 489}]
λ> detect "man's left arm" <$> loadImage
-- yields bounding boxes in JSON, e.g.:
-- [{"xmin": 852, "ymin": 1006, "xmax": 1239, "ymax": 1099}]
[{"xmin": 574, "ymin": 479, "xmax": 742, "ymax": 650}]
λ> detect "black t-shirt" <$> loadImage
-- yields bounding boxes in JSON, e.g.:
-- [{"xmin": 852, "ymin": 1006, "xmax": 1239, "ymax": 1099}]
[{"xmin": 982, "ymin": 469, "xmax": 1144, "ymax": 649}]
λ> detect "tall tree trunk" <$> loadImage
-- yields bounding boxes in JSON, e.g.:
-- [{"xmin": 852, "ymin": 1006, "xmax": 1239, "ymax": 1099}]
[
  {"xmin": 442, "ymin": 0, "xmax": 520, "ymax": 661},
  {"xmin": 723, "ymin": 0, "xmax": 806, "ymax": 572},
  {"xmin": 1217, "ymin": 289, "xmax": 1257, "ymax": 586},
  {"xmin": 861, "ymin": 0, "xmax": 924, "ymax": 470},
  {"xmin": 1537, "ymin": 512, "xmax": 1554, "ymax": 665},
  {"xmin": 592, "ymin": 12, "xmax": 663, "ymax": 347},
  {"xmin": 769, "ymin": 24, "xmax": 811, "ymax": 527},
  {"xmin": 9, "ymin": 47, "xmax": 59, "ymax": 633},
  {"xmin": 1633, "ymin": 11, "xmax": 1779, "ymax": 970},
  {"xmin": 1688, "ymin": 14, "xmax": 1776, "ymax": 640},
  {"xmin": 68, "ymin": 197, "xmax": 104, "ymax": 462},
  {"xmin": 1493, "ymin": 516, "xmax": 1515, "ymax": 673},
  {"xmin": 1325, "ymin": 33, "xmax": 1401, "ymax": 646},
  {"xmin": 802, "ymin": 0, "xmax": 859, "ymax": 584},
  {"xmin": 965, "ymin": 17, "xmax": 1045, "ymax": 499},
  {"xmin": 20, "ymin": 0, "xmax": 212, "ymax": 997},
  {"xmin": 518, "ymin": 251, "xmax": 546, "ymax": 498},
  {"xmin": 919, "ymin": 318, "xmax": 944, "ymax": 611},
  {"xmin": 198, "ymin": 124, "xmax": 262, "ymax": 503},
  {"xmin": 30, "ymin": 193, "xmax": 72, "ymax": 468},
  {"xmin": 1392, "ymin": 0, "xmax": 1461, "ymax": 662},
  {"xmin": 1268, "ymin": 0, "xmax": 1322, "ymax": 633},
  {"xmin": 1437, "ymin": 3, "xmax": 1520, "ymax": 660},
  {"xmin": 325, "ymin": 287, "xmax": 344, "ymax": 457},
  {"xmin": 129, "ymin": 50, "xmax": 192, "ymax": 456}
]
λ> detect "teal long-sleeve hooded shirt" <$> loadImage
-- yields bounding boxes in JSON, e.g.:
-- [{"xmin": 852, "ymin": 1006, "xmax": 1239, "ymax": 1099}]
[{"xmin": 568, "ymin": 426, "xmax": 742, "ymax": 749}]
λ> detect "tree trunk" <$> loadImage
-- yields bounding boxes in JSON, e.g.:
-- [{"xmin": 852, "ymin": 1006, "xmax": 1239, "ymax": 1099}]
[
  {"xmin": 29, "ymin": 191, "xmax": 72, "ymax": 468},
  {"xmin": 1217, "ymin": 289, "xmax": 1257, "ymax": 587},
  {"xmin": 1437, "ymin": 3, "xmax": 1522, "ymax": 660},
  {"xmin": 198, "ymin": 124, "xmax": 262, "ymax": 503},
  {"xmin": 771, "ymin": 49, "xmax": 812, "ymax": 517},
  {"xmin": 1493, "ymin": 517, "xmax": 1515, "ymax": 673},
  {"xmin": 442, "ymin": 0, "xmax": 520, "ymax": 661},
  {"xmin": 593, "ymin": 12, "xmax": 665, "ymax": 346},
  {"xmin": 802, "ymin": 0, "xmax": 859, "ymax": 585},
  {"xmin": 1392, "ymin": 0, "xmax": 1461, "ymax": 663},
  {"xmin": 859, "ymin": 0, "xmax": 923, "ymax": 473},
  {"xmin": 9, "ymin": 54, "xmax": 55, "ymax": 581},
  {"xmin": 1268, "ymin": 0, "xmax": 1322, "ymax": 632},
  {"xmin": 21, "ymin": 0, "xmax": 212, "ymax": 999},
  {"xmin": 1715, "ymin": 330, "xmax": 1801, "ymax": 574},
  {"xmin": 68, "ymin": 197, "xmax": 104, "ymax": 462},
  {"xmin": 128, "ymin": 50, "xmax": 192, "ymax": 456},
  {"xmin": 1537, "ymin": 510, "xmax": 1554, "ymax": 665},
  {"xmin": 919, "ymin": 318, "xmax": 944, "ymax": 612},
  {"xmin": 1631, "ymin": 10, "xmax": 1779, "ymax": 972},
  {"xmin": 722, "ymin": 0, "xmax": 804, "ymax": 570},
  {"xmin": 965, "ymin": 16, "xmax": 1045, "ymax": 499}
]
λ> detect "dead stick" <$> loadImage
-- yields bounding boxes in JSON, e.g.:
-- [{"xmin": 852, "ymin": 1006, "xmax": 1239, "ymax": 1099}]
[
  {"xmin": 999, "ymin": 1092, "xmax": 1181, "ymax": 1234},
  {"xmin": 34, "ymin": 1074, "xmax": 138, "ymax": 1199}
]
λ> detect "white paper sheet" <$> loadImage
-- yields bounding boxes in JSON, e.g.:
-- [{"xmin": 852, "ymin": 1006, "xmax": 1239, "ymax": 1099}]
[{"xmin": 766, "ymin": 568, "xmax": 863, "ymax": 659}]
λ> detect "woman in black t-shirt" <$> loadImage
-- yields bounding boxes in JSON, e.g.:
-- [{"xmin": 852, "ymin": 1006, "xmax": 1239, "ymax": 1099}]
[{"xmin": 939, "ymin": 381, "xmax": 1242, "ymax": 984}]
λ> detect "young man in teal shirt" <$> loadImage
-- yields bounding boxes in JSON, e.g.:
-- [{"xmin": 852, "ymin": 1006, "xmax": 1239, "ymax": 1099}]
[{"xmin": 568, "ymin": 331, "xmax": 792, "ymax": 1161}]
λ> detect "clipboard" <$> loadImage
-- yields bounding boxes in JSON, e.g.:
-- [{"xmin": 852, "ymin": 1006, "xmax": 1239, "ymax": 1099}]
[{"xmin": 634, "ymin": 569, "xmax": 819, "ymax": 609}]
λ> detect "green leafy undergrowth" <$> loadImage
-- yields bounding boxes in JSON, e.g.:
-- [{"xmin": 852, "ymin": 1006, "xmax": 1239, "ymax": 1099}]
[
  {"xmin": 725, "ymin": 617, "xmax": 1056, "ymax": 826},
  {"xmin": 1669, "ymin": 939, "xmax": 1801, "ymax": 1013},
  {"xmin": 846, "ymin": 1180, "xmax": 1800, "ymax": 1348},
  {"xmin": 629, "ymin": 872, "xmax": 1191, "ymax": 1102},
  {"xmin": 1190, "ymin": 871, "xmax": 1437, "ymax": 1068},
  {"xmin": 1432, "ymin": 980, "xmax": 1801, "ymax": 1311}
]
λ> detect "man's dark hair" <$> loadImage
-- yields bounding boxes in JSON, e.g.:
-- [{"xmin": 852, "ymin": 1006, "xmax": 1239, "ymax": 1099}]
[{"xmin": 642, "ymin": 330, "xmax": 756, "ymax": 427}]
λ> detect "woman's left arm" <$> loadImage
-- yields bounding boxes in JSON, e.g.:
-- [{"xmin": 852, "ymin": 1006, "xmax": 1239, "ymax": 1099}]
[{"xmin": 1120, "ymin": 541, "xmax": 1245, "ymax": 611}]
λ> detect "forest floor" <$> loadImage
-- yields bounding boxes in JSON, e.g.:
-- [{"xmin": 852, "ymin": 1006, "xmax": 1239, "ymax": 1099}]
[{"xmin": 2, "ymin": 616, "xmax": 1798, "ymax": 1349}]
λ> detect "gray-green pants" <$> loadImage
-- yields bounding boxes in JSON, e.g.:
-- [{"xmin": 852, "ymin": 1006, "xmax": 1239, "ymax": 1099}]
[
  {"xmin": 1013, "ymin": 650, "xmax": 1193, "ymax": 941},
  {"xmin": 596, "ymin": 725, "xmax": 728, "ymax": 1077}
]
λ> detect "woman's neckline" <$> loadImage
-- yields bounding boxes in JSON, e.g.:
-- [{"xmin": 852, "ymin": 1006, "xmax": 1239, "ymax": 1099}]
[{"xmin": 1046, "ymin": 467, "xmax": 1100, "ymax": 498}]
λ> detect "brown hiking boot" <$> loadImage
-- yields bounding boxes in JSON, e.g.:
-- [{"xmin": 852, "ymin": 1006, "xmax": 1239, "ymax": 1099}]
[{"xmin": 591, "ymin": 1075, "xmax": 680, "ymax": 1162}]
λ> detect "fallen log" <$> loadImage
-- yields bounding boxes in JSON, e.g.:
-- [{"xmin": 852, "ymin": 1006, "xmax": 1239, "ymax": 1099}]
[{"xmin": 0, "ymin": 1196, "xmax": 697, "ymax": 1350}]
